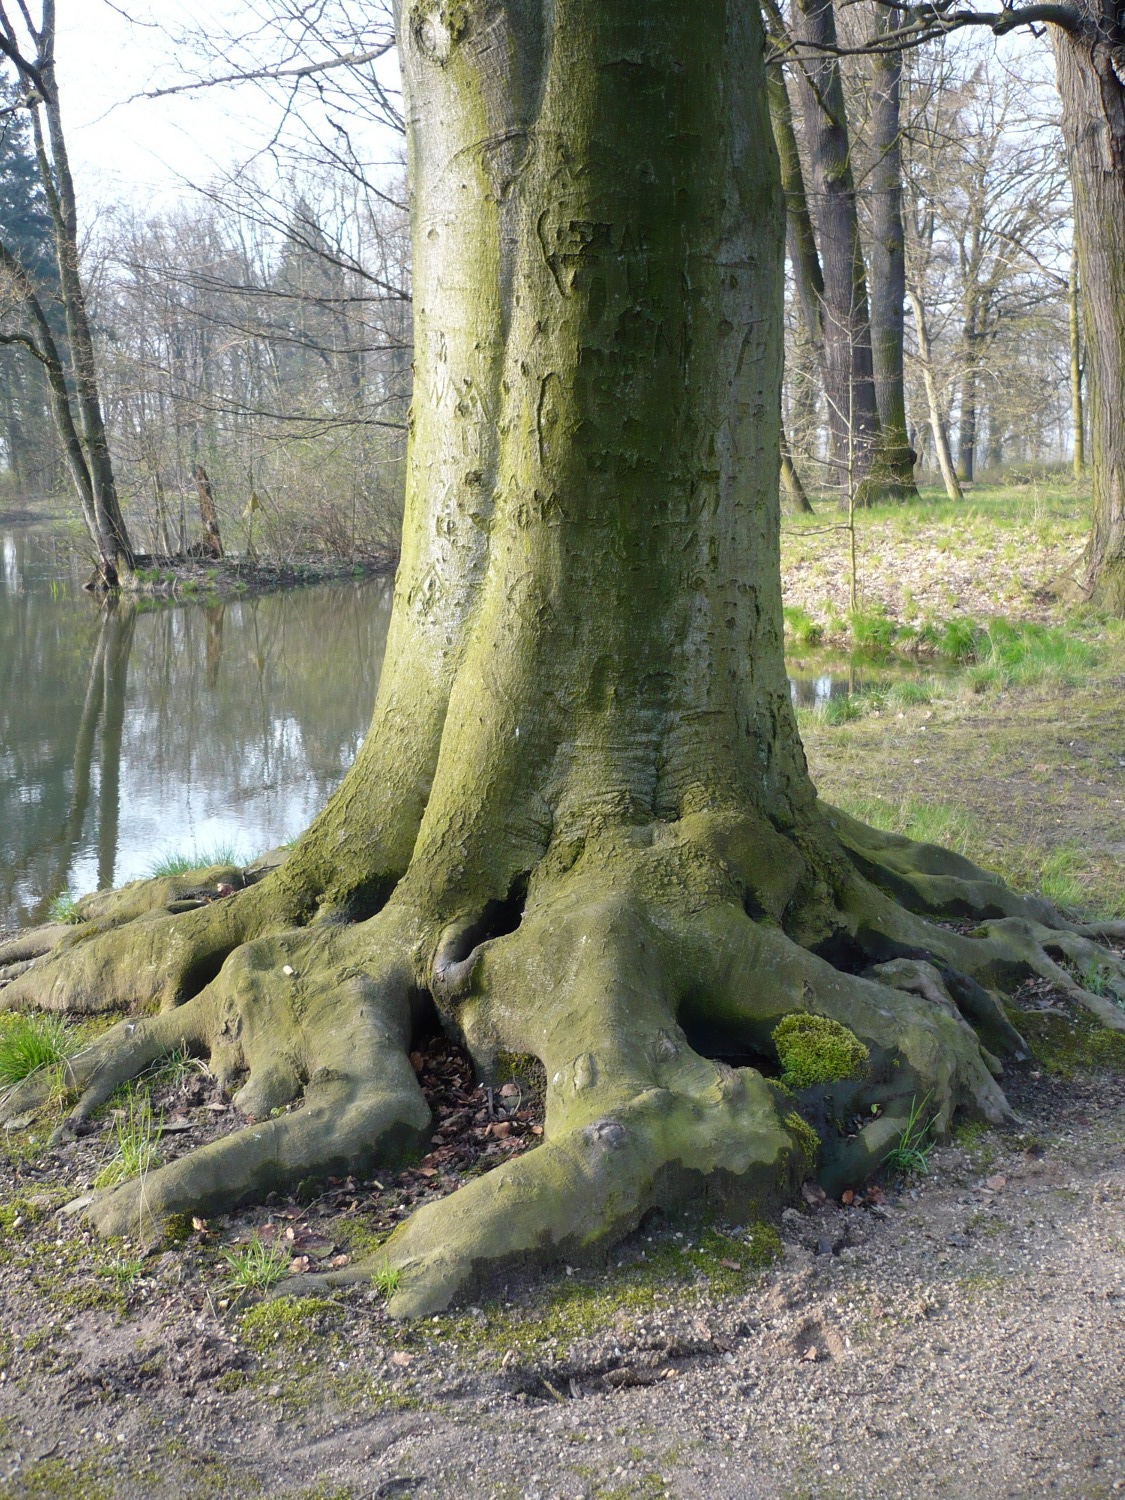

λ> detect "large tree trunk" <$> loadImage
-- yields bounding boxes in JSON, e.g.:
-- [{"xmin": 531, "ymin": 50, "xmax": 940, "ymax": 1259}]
[
  {"xmin": 5, "ymin": 0, "xmax": 1124, "ymax": 1319},
  {"xmin": 867, "ymin": 17, "xmax": 918, "ymax": 499},
  {"xmin": 1054, "ymin": 19, "xmax": 1125, "ymax": 610}
]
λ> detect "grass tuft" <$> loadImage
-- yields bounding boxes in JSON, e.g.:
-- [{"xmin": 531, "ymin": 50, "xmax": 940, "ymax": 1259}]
[
  {"xmin": 783, "ymin": 605, "xmax": 824, "ymax": 648},
  {"xmin": 221, "ymin": 1233, "xmax": 291, "ymax": 1294},
  {"xmin": 150, "ymin": 842, "xmax": 246, "ymax": 877},
  {"xmin": 47, "ymin": 891, "xmax": 83, "ymax": 925},
  {"xmin": 883, "ymin": 1094, "xmax": 935, "ymax": 1179},
  {"xmin": 93, "ymin": 1092, "xmax": 162, "ymax": 1188},
  {"xmin": 0, "ymin": 1012, "xmax": 79, "ymax": 1088}
]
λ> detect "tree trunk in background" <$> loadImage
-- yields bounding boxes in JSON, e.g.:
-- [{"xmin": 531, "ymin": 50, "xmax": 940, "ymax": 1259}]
[
  {"xmin": 867, "ymin": 15, "xmax": 918, "ymax": 499},
  {"xmin": 768, "ymin": 61, "xmax": 824, "ymax": 493},
  {"xmin": 781, "ymin": 428, "xmax": 814, "ymax": 513},
  {"xmin": 1069, "ymin": 255, "xmax": 1085, "ymax": 478},
  {"xmin": 958, "ymin": 313, "xmax": 978, "ymax": 484},
  {"xmin": 0, "ymin": 9, "xmax": 134, "ymax": 585},
  {"xmin": 767, "ymin": 62, "xmax": 824, "ymax": 354},
  {"xmin": 790, "ymin": 0, "xmax": 895, "ymax": 501},
  {"xmin": 1054, "ymin": 17, "xmax": 1125, "ymax": 610},
  {"xmin": 194, "ymin": 464, "xmax": 224, "ymax": 559},
  {"xmin": 907, "ymin": 286, "xmax": 963, "ymax": 501}
]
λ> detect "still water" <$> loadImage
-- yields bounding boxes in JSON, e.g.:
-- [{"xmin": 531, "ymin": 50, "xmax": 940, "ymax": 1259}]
[
  {"xmin": 1, "ymin": 520, "xmax": 876, "ymax": 930},
  {"xmin": 1, "ymin": 523, "xmax": 393, "ymax": 928}
]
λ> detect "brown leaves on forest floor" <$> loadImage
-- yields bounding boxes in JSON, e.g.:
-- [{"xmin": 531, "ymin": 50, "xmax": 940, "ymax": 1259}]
[{"xmin": 780, "ymin": 495, "xmax": 1086, "ymax": 627}]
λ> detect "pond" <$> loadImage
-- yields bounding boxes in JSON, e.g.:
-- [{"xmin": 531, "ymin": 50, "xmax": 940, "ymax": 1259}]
[
  {"xmin": 1, "ymin": 522, "xmax": 393, "ymax": 928},
  {"xmin": 1, "ymin": 519, "xmax": 891, "ymax": 930}
]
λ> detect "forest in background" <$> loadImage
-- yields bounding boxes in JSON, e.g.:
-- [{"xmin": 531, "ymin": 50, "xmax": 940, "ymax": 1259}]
[{"xmin": 0, "ymin": 9, "xmax": 1085, "ymax": 568}]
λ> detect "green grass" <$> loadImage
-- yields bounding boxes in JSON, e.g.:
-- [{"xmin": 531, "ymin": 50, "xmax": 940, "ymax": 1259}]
[
  {"xmin": 221, "ymin": 1233, "xmax": 291, "ymax": 1294},
  {"xmin": 883, "ymin": 1094, "xmax": 935, "ymax": 1179},
  {"xmin": 839, "ymin": 793, "xmax": 976, "ymax": 858},
  {"xmin": 142, "ymin": 1044, "xmax": 209, "ymax": 1091},
  {"xmin": 0, "ymin": 1012, "xmax": 80, "ymax": 1088},
  {"xmin": 46, "ymin": 891, "xmax": 83, "ymax": 924},
  {"xmin": 371, "ymin": 1261, "xmax": 401, "ymax": 1299},
  {"xmin": 849, "ymin": 604, "xmax": 899, "ymax": 653},
  {"xmin": 149, "ymin": 842, "xmax": 247, "ymax": 877},
  {"xmin": 96, "ymin": 1253, "xmax": 147, "ymax": 1294},
  {"xmin": 783, "ymin": 605, "xmax": 824, "ymax": 648},
  {"xmin": 93, "ymin": 1092, "xmax": 162, "ymax": 1188}
]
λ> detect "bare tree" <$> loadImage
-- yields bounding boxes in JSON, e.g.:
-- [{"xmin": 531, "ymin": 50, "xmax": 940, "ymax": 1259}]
[{"xmin": 0, "ymin": 2, "xmax": 133, "ymax": 586}]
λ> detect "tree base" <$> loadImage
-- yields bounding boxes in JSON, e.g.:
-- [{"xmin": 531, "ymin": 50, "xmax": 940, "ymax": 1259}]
[{"xmin": 2, "ymin": 805, "xmax": 1123, "ymax": 1317}]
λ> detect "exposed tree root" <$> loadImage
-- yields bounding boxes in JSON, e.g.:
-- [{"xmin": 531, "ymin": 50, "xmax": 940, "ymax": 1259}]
[{"xmin": 4, "ymin": 801, "xmax": 1120, "ymax": 1317}]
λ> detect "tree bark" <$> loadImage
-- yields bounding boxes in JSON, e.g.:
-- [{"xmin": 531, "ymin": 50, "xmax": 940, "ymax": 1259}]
[
  {"xmin": 789, "ymin": 0, "xmax": 897, "ymax": 501},
  {"xmin": 907, "ymin": 287, "xmax": 963, "ymax": 502},
  {"xmin": 867, "ymin": 13, "xmax": 918, "ymax": 499},
  {"xmin": 193, "ymin": 464, "xmax": 223, "ymax": 559},
  {"xmin": 7, "ymin": 0, "xmax": 1122, "ymax": 1319},
  {"xmin": 781, "ymin": 427, "xmax": 814, "ymax": 513},
  {"xmin": 1068, "ymin": 254, "xmax": 1085, "ymax": 479},
  {"xmin": 0, "ymin": 5, "xmax": 134, "ymax": 585},
  {"xmin": 1053, "ymin": 17, "xmax": 1125, "ymax": 610},
  {"xmin": 958, "ymin": 312, "xmax": 979, "ymax": 484}
]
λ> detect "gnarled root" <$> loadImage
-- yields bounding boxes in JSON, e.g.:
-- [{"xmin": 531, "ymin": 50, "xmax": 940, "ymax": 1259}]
[
  {"xmin": 1, "ymin": 915, "xmax": 432, "ymax": 1242},
  {"xmin": 2, "ymin": 803, "xmax": 1121, "ymax": 1316},
  {"xmin": 0, "ymin": 866, "xmax": 289, "ymax": 1016}
]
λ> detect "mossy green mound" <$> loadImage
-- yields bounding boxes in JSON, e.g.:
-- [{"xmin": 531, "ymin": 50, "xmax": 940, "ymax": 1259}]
[{"xmin": 773, "ymin": 1014, "xmax": 869, "ymax": 1090}]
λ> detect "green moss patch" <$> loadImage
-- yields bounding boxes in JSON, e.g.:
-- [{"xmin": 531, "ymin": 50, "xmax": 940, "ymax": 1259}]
[
  {"xmin": 772, "ymin": 1014, "xmax": 869, "ymax": 1090},
  {"xmin": 1011, "ymin": 1006, "xmax": 1125, "ymax": 1077},
  {"xmin": 238, "ymin": 1295, "xmax": 342, "ymax": 1353},
  {"xmin": 432, "ymin": 1221, "xmax": 781, "ymax": 1364}
]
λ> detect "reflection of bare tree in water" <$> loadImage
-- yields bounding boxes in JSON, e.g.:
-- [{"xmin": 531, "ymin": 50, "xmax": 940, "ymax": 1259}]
[
  {"xmin": 204, "ymin": 605, "xmax": 225, "ymax": 691},
  {"xmin": 36, "ymin": 605, "xmax": 136, "ymax": 916}
]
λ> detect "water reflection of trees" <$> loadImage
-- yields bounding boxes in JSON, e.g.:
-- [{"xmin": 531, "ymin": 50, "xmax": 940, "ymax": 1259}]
[{"xmin": 1, "ymin": 567, "xmax": 393, "ymax": 926}]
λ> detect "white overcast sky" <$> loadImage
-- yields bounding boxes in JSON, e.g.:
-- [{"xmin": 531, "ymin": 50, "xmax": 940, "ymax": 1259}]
[
  {"xmin": 52, "ymin": 0, "xmax": 400, "ymax": 207},
  {"xmin": 55, "ymin": 2, "xmax": 266, "ymax": 202},
  {"xmin": 49, "ymin": 1, "xmax": 1055, "ymax": 212}
]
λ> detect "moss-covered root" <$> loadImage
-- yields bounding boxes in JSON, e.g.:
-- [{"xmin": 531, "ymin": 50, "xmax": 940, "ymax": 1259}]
[
  {"xmin": 848, "ymin": 876, "xmax": 1125, "ymax": 1035},
  {"xmin": 826, "ymin": 803, "xmax": 1067, "ymax": 928},
  {"xmin": 1, "ymin": 918, "xmax": 431, "ymax": 1241},
  {"xmin": 970, "ymin": 918, "xmax": 1125, "ymax": 1029},
  {"xmin": 381, "ymin": 1075, "xmax": 798, "ymax": 1318},
  {"xmin": 0, "ymin": 880, "xmax": 281, "ymax": 1017},
  {"xmin": 312, "ymin": 877, "xmax": 1010, "ymax": 1318}
]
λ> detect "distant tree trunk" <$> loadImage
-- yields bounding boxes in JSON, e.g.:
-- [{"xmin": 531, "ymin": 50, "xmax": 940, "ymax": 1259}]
[
  {"xmin": 1068, "ymin": 255, "xmax": 1085, "ymax": 479},
  {"xmin": 767, "ymin": 61, "xmax": 824, "ymax": 484},
  {"xmin": 194, "ymin": 464, "xmax": 224, "ymax": 559},
  {"xmin": 767, "ymin": 62, "xmax": 824, "ymax": 355},
  {"xmin": 1053, "ymin": 17, "xmax": 1125, "ymax": 609},
  {"xmin": 781, "ymin": 428, "xmax": 814, "ymax": 513},
  {"xmin": 867, "ymin": 13, "xmax": 918, "ymax": 499},
  {"xmin": 958, "ymin": 312, "xmax": 979, "ymax": 484},
  {"xmin": 985, "ymin": 413, "xmax": 1004, "ymax": 474},
  {"xmin": 790, "ymin": 0, "xmax": 895, "ymax": 502},
  {"xmin": 0, "ymin": 10, "xmax": 134, "ymax": 586},
  {"xmin": 907, "ymin": 286, "xmax": 963, "ymax": 501}
]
